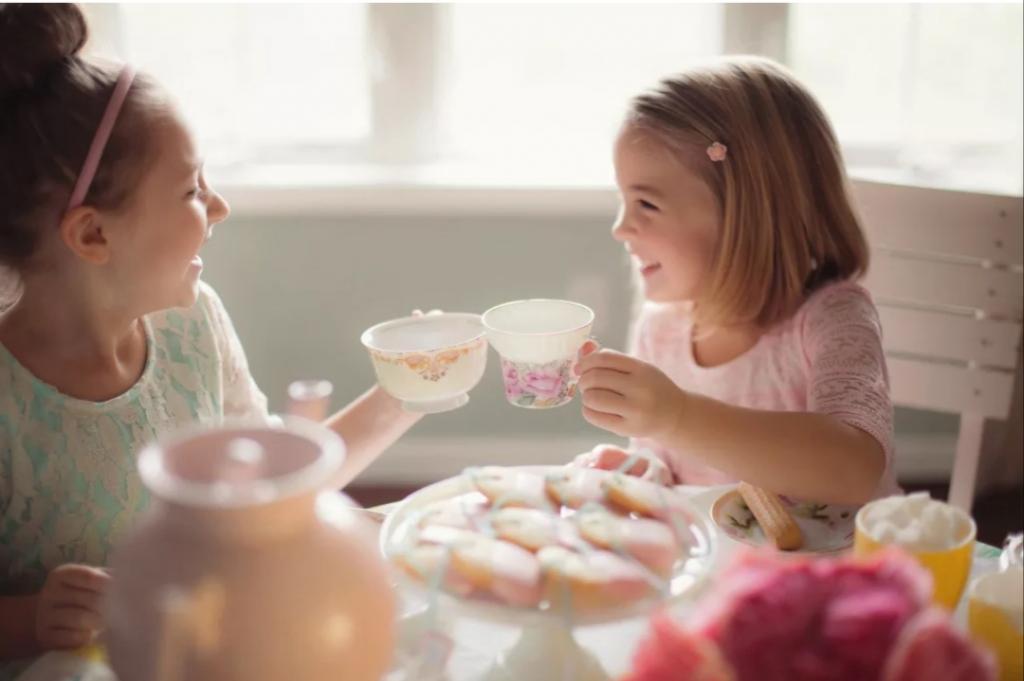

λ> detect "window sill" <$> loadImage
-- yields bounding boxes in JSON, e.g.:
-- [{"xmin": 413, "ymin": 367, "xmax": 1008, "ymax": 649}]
[{"xmin": 213, "ymin": 162, "xmax": 1022, "ymax": 219}]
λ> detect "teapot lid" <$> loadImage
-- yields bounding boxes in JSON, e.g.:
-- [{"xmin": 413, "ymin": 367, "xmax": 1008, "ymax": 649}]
[{"xmin": 137, "ymin": 418, "xmax": 345, "ymax": 508}]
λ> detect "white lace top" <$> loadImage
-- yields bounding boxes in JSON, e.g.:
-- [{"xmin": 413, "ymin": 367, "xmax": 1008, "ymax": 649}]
[{"xmin": 0, "ymin": 282, "xmax": 272, "ymax": 598}]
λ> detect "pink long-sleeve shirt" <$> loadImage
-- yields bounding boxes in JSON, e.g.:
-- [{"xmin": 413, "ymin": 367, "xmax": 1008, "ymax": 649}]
[{"xmin": 630, "ymin": 280, "xmax": 900, "ymax": 498}]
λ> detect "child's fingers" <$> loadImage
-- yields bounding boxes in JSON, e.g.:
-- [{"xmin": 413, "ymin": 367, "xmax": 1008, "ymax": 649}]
[
  {"xmin": 579, "ymin": 339, "xmax": 600, "ymax": 357},
  {"xmin": 54, "ymin": 565, "xmax": 109, "ymax": 593},
  {"xmin": 577, "ymin": 349, "xmax": 636, "ymax": 374},
  {"xmin": 48, "ymin": 605, "xmax": 103, "ymax": 632},
  {"xmin": 572, "ymin": 444, "xmax": 626, "ymax": 469},
  {"xmin": 40, "ymin": 627, "xmax": 94, "ymax": 650},
  {"xmin": 577, "ymin": 368, "xmax": 631, "ymax": 395},
  {"xmin": 592, "ymin": 446, "xmax": 649, "ymax": 475},
  {"xmin": 573, "ymin": 340, "xmax": 601, "ymax": 376},
  {"xmin": 581, "ymin": 388, "xmax": 628, "ymax": 415},
  {"xmin": 582, "ymin": 406, "xmax": 627, "ymax": 435},
  {"xmin": 607, "ymin": 453, "xmax": 650, "ymax": 477},
  {"xmin": 50, "ymin": 585, "xmax": 104, "ymax": 611}
]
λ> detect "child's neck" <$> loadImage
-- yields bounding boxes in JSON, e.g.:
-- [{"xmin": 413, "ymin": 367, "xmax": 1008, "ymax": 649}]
[
  {"xmin": 0, "ymin": 277, "xmax": 148, "ymax": 401},
  {"xmin": 690, "ymin": 321, "xmax": 763, "ymax": 368}
]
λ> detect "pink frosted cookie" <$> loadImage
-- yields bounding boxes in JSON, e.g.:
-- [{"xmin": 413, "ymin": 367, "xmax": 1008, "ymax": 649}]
[
  {"xmin": 393, "ymin": 543, "xmax": 476, "ymax": 598},
  {"xmin": 538, "ymin": 545, "xmax": 657, "ymax": 611},
  {"xmin": 490, "ymin": 507, "xmax": 579, "ymax": 552},
  {"xmin": 545, "ymin": 467, "xmax": 614, "ymax": 508},
  {"xmin": 575, "ymin": 508, "xmax": 681, "ymax": 576},
  {"xmin": 603, "ymin": 473, "xmax": 689, "ymax": 523},
  {"xmin": 418, "ymin": 525, "xmax": 543, "ymax": 607},
  {"xmin": 467, "ymin": 466, "xmax": 553, "ymax": 510},
  {"xmin": 417, "ymin": 493, "xmax": 489, "ymax": 531}
]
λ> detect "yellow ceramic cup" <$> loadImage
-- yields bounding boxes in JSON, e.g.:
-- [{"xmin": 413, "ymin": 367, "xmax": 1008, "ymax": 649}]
[
  {"xmin": 968, "ymin": 568, "xmax": 1024, "ymax": 681},
  {"xmin": 854, "ymin": 498, "xmax": 976, "ymax": 610}
]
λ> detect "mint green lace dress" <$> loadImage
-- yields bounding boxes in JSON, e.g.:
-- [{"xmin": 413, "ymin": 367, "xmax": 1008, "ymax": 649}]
[{"xmin": 0, "ymin": 282, "xmax": 272, "ymax": 679}]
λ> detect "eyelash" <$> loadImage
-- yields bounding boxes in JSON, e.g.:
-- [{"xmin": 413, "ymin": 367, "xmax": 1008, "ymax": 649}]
[{"xmin": 638, "ymin": 199, "xmax": 659, "ymax": 212}]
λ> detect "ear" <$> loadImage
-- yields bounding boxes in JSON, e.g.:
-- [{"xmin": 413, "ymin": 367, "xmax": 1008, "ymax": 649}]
[{"xmin": 58, "ymin": 206, "xmax": 111, "ymax": 265}]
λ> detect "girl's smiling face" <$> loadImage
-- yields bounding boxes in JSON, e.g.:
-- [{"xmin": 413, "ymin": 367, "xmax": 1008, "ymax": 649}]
[
  {"xmin": 611, "ymin": 126, "xmax": 721, "ymax": 304},
  {"xmin": 102, "ymin": 109, "xmax": 230, "ymax": 313}
]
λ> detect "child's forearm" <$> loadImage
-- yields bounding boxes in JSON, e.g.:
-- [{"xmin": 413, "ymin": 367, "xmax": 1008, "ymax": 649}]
[
  {"xmin": 663, "ymin": 392, "xmax": 885, "ymax": 505},
  {"xmin": 0, "ymin": 594, "xmax": 39, "ymax": 659},
  {"xmin": 323, "ymin": 385, "xmax": 423, "ymax": 489}
]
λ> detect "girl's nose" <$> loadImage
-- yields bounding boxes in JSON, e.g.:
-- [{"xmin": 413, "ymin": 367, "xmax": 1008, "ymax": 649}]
[
  {"xmin": 611, "ymin": 206, "xmax": 636, "ymax": 242},
  {"xmin": 207, "ymin": 189, "xmax": 231, "ymax": 227}
]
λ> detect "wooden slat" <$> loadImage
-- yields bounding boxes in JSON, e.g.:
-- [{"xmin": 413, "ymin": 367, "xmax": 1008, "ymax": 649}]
[
  {"xmin": 852, "ymin": 178, "xmax": 1024, "ymax": 266},
  {"xmin": 866, "ymin": 251, "xmax": 1023, "ymax": 320},
  {"xmin": 948, "ymin": 414, "xmax": 985, "ymax": 512},
  {"xmin": 888, "ymin": 357, "xmax": 1016, "ymax": 419},
  {"xmin": 878, "ymin": 305, "xmax": 1021, "ymax": 369}
]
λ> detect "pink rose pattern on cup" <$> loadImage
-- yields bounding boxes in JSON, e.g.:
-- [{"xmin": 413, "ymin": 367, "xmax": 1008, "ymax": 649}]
[{"xmin": 501, "ymin": 358, "xmax": 578, "ymax": 408}]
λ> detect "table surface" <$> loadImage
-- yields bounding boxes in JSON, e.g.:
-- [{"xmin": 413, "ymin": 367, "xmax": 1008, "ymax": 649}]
[{"xmin": 16, "ymin": 485, "xmax": 1004, "ymax": 681}]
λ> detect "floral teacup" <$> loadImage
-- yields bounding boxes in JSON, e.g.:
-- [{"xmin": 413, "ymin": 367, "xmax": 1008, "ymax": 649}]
[
  {"xmin": 361, "ymin": 313, "xmax": 487, "ymax": 413},
  {"xmin": 482, "ymin": 299, "xmax": 594, "ymax": 409}
]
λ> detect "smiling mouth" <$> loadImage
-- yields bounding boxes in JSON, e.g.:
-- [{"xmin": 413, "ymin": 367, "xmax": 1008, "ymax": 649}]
[{"xmin": 638, "ymin": 261, "xmax": 661, "ymax": 277}]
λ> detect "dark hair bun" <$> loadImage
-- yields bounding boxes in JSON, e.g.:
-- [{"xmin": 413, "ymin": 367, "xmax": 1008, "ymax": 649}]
[{"xmin": 0, "ymin": 3, "xmax": 88, "ymax": 98}]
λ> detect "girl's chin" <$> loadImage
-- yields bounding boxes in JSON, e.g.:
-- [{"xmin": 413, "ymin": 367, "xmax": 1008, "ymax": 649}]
[{"xmin": 641, "ymin": 281, "xmax": 693, "ymax": 304}]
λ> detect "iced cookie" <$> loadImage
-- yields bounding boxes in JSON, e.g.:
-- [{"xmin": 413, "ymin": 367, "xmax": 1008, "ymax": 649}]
[
  {"xmin": 574, "ymin": 507, "xmax": 681, "ymax": 576},
  {"xmin": 418, "ymin": 524, "xmax": 543, "ymax": 607},
  {"xmin": 545, "ymin": 467, "xmax": 614, "ymax": 509},
  {"xmin": 603, "ymin": 473, "xmax": 688, "ymax": 523},
  {"xmin": 490, "ymin": 507, "xmax": 580, "ymax": 552},
  {"xmin": 417, "ymin": 493, "xmax": 489, "ymax": 531},
  {"xmin": 467, "ymin": 466, "xmax": 553, "ymax": 511},
  {"xmin": 538, "ymin": 545, "xmax": 657, "ymax": 612},
  {"xmin": 393, "ymin": 543, "xmax": 476, "ymax": 598}
]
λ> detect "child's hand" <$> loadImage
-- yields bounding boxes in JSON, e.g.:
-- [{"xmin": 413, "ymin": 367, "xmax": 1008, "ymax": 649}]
[
  {"xmin": 35, "ymin": 564, "xmax": 110, "ymax": 650},
  {"xmin": 576, "ymin": 349, "xmax": 687, "ymax": 440},
  {"xmin": 571, "ymin": 444, "xmax": 674, "ymax": 485}
]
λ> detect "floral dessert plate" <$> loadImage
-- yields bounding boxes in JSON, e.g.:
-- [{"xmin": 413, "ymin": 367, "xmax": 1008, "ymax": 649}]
[{"xmin": 711, "ymin": 487, "xmax": 857, "ymax": 554}]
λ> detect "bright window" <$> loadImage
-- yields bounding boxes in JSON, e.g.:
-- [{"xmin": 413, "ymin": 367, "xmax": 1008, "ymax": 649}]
[
  {"xmin": 109, "ymin": 3, "xmax": 369, "ymax": 164},
  {"xmin": 85, "ymin": 3, "xmax": 1023, "ymax": 193}
]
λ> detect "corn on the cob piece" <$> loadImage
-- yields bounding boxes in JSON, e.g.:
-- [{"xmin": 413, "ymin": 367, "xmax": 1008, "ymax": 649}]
[{"xmin": 737, "ymin": 482, "xmax": 803, "ymax": 551}]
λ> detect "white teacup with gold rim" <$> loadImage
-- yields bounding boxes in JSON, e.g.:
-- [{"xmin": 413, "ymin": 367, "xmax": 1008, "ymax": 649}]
[{"xmin": 361, "ymin": 313, "xmax": 487, "ymax": 413}]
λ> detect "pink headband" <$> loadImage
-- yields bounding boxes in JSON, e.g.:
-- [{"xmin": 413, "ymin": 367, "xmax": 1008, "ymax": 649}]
[{"xmin": 66, "ymin": 65, "xmax": 136, "ymax": 212}]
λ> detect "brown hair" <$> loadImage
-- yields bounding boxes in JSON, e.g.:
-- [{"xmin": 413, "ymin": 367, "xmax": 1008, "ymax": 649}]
[
  {"xmin": 0, "ymin": 3, "xmax": 168, "ymax": 274},
  {"xmin": 626, "ymin": 56, "xmax": 869, "ymax": 329}
]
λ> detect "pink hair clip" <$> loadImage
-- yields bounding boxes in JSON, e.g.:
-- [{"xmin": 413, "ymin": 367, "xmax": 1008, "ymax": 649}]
[{"xmin": 706, "ymin": 142, "xmax": 728, "ymax": 162}]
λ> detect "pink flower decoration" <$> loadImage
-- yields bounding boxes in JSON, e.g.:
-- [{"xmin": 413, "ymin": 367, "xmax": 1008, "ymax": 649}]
[
  {"xmin": 524, "ymin": 371, "xmax": 563, "ymax": 398},
  {"xmin": 625, "ymin": 549, "xmax": 995, "ymax": 681},
  {"xmin": 706, "ymin": 142, "xmax": 728, "ymax": 162}
]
